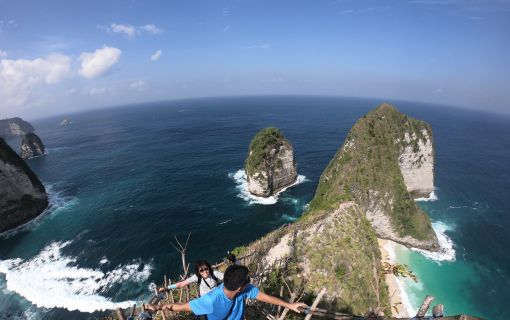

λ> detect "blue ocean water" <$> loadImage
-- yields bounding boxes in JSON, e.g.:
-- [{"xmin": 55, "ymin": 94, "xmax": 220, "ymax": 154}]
[{"xmin": 0, "ymin": 96, "xmax": 508, "ymax": 319}]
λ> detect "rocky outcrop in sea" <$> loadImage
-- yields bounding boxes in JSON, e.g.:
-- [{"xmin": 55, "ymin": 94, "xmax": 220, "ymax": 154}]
[
  {"xmin": 0, "ymin": 117, "xmax": 35, "ymax": 138},
  {"xmin": 20, "ymin": 133, "xmax": 45, "ymax": 159},
  {"xmin": 245, "ymin": 127, "xmax": 297, "ymax": 197},
  {"xmin": 0, "ymin": 138, "xmax": 48, "ymax": 233}
]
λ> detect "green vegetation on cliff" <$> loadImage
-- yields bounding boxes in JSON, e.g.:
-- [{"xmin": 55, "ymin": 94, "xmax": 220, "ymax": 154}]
[
  {"xmin": 245, "ymin": 127, "xmax": 286, "ymax": 176},
  {"xmin": 305, "ymin": 103, "xmax": 435, "ymax": 241}
]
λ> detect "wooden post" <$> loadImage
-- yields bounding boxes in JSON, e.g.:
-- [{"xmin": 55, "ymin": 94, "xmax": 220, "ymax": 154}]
[
  {"xmin": 433, "ymin": 304, "xmax": 444, "ymax": 318},
  {"xmin": 304, "ymin": 287, "xmax": 327, "ymax": 320},
  {"xmin": 164, "ymin": 275, "xmax": 169, "ymax": 301},
  {"xmin": 276, "ymin": 285, "xmax": 284, "ymax": 318},
  {"xmin": 129, "ymin": 304, "xmax": 136, "ymax": 318},
  {"xmin": 416, "ymin": 295, "xmax": 435, "ymax": 317},
  {"xmin": 115, "ymin": 308, "xmax": 126, "ymax": 320}
]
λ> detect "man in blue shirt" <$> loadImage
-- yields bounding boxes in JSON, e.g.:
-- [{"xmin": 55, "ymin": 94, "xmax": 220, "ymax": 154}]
[{"xmin": 145, "ymin": 265, "xmax": 307, "ymax": 320}]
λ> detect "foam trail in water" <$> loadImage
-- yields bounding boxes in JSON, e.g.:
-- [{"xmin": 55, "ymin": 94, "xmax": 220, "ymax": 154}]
[
  {"xmin": 228, "ymin": 169, "xmax": 307, "ymax": 205},
  {"xmin": 414, "ymin": 190, "xmax": 438, "ymax": 202},
  {"xmin": 0, "ymin": 241, "xmax": 151, "ymax": 312},
  {"xmin": 411, "ymin": 221, "xmax": 456, "ymax": 262}
]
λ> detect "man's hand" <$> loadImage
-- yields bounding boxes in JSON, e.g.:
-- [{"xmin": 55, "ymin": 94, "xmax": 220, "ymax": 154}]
[
  {"xmin": 158, "ymin": 287, "xmax": 167, "ymax": 293},
  {"xmin": 288, "ymin": 302, "xmax": 308, "ymax": 313}
]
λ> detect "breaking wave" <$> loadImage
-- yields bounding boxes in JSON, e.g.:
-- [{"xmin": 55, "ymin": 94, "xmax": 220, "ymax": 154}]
[
  {"xmin": 228, "ymin": 169, "xmax": 307, "ymax": 205},
  {"xmin": 415, "ymin": 190, "xmax": 438, "ymax": 202},
  {"xmin": 411, "ymin": 221, "xmax": 456, "ymax": 263},
  {"xmin": 0, "ymin": 241, "xmax": 151, "ymax": 312}
]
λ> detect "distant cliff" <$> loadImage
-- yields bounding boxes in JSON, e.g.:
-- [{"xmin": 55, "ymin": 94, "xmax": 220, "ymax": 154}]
[
  {"xmin": 308, "ymin": 103, "xmax": 438, "ymax": 250},
  {"xmin": 245, "ymin": 128, "xmax": 298, "ymax": 197},
  {"xmin": 0, "ymin": 118, "xmax": 35, "ymax": 138},
  {"xmin": 0, "ymin": 138, "xmax": 48, "ymax": 233},
  {"xmin": 21, "ymin": 133, "xmax": 45, "ymax": 159}
]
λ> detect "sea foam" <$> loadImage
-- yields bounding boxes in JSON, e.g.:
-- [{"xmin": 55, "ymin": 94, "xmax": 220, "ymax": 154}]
[
  {"xmin": 0, "ymin": 241, "xmax": 151, "ymax": 312},
  {"xmin": 415, "ymin": 190, "xmax": 438, "ymax": 202},
  {"xmin": 229, "ymin": 169, "xmax": 307, "ymax": 205},
  {"xmin": 411, "ymin": 221, "xmax": 456, "ymax": 263}
]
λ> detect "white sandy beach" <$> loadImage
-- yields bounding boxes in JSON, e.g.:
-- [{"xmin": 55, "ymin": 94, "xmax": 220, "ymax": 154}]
[{"xmin": 378, "ymin": 238, "xmax": 412, "ymax": 318}]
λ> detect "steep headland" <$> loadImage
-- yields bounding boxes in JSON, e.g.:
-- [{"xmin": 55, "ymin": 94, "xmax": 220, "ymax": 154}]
[
  {"xmin": 234, "ymin": 104, "xmax": 439, "ymax": 314},
  {"xmin": 307, "ymin": 103, "xmax": 438, "ymax": 250},
  {"xmin": 245, "ymin": 127, "xmax": 298, "ymax": 197},
  {"xmin": 0, "ymin": 138, "xmax": 48, "ymax": 233},
  {"xmin": 0, "ymin": 117, "xmax": 35, "ymax": 138},
  {"xmin": 21, "ymin": 133, "xmax": 45, "ymax": 159}
]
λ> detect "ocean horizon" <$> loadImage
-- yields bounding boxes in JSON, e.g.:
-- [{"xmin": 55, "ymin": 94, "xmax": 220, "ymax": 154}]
[{"xmin": 1, "ymin": 96, "xmax": 509, "ymax": 320}]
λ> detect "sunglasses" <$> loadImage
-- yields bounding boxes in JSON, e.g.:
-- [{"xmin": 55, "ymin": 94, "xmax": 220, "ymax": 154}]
[{"xmin": 199, "ymin": 268, "xmax": 210, "ymax": 273}]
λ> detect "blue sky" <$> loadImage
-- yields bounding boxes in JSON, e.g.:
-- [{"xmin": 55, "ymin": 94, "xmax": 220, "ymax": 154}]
[{"xmin": 1, "ymin": 0, "xmax": 509, "ymax": 118}]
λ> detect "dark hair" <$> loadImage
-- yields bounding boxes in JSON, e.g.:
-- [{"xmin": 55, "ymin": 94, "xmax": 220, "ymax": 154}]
[
  {"xmin": 194, "ymin": 260, "xmax": 218, "ymax": 282},
  {"xmin": 224, "ymin": 265, "xmax": 250, "ymax": 291},
  {"xmin": 226, "ymin": 253, "xmax": 237, "ymax": 264}
]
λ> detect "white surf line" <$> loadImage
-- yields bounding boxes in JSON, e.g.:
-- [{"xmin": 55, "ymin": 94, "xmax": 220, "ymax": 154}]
[
  {"xmin": 229, "ymin": 169, "xmax": 307, "ymax": 205},
  {"xmin": 0, "ymin": 241, "xmax": 151, "ymax": 313},
  {"xmin": 415, "ymin": 190, "xmax": 438, "ymax": 202},
  {"xmin": 411, "ymin": 221, "xmax": 456, "ymax": 263}
]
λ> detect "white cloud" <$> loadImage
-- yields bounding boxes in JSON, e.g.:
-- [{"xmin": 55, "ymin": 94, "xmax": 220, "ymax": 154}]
[
  {"xmin": 79, "ymin": 46, "xmax": 121, "ymax": 78},
  {"xmin": 110, "ymin": 23, "xmax": 137, "ymax": 39},
  {"xmin": 140, "ymin": 24, "xmax": 163, "ymax": 35},
  {"xmin": 0, "ymin": 49, "xmax": 7, "ymax": 58},
  {"xmin": 65, "ymin": 88, "xmax": 77, "ymax": 96},
  {"xmin": 99, "ymin": 23, "xmax": 163, "ymax": 38},
  {"xmin": 0, "ymin": 54, "xmax": 71, "ymax": 109},
  {"xmin": 129, "ymin": 80, "xmax": 145, "ymax": 91},
  {"xmin": 150, "ymin": 49, "xmax": 162, "ymax": 61}
]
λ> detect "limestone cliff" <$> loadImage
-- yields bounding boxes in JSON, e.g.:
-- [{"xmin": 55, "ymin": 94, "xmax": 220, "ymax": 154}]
[
  {"xmin": 309, "ymin": 103, "xmax": 438, "ymax": 250},
  {"xmin": 21, "ymin": 133, "xmax": 45, "ymax": 159},
  {"xmin": 0, "ymin": 117, "xmax": 35, "ymax": 138},
  {"xmin": 398, "ymin": 130, "xmax": 434, "ymax": 198},
  {"xmin": 0, "ymin": 138, "xmax": 48, "ymax": 233},
  {"xmin": 245, "ymin": 128, "xmax": 297, "ymax": 197}
]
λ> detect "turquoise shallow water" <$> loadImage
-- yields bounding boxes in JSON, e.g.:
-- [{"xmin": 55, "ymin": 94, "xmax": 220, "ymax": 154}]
[{"xmin": 0, "ymin": 96, "xmax": 509, "ymax": 319}]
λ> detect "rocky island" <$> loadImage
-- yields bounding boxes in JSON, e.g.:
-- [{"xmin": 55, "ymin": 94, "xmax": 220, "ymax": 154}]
[
  {"xmin": 21, "ymin": 133, "xmax": 46, "ymax": 159},
  {"xmin": 245, "ymin": 127, "xmax": 298, "ymax": 197},
  {"xmin": 0, "ymin": 138, "xmax": 49, "ymax": 233},
  {"xmin": 231, "ymin": 104, "xmax": 439, "ymax": 315},
  {"xmin": 0, "ymin": 117, "xmax": 35, "ymax": 138}
]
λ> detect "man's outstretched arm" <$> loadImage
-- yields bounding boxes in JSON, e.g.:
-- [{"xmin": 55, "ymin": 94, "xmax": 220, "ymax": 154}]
[
  {"xmin": 255, "ymin": 291, "xmax": 308, "ymax": 313},
  {"xmin": 145, "ymin": 303, "xmax": 192, "ymax": 312}
]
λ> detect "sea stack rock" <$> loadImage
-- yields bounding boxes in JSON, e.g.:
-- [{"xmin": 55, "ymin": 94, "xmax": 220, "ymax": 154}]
[
  {"xmin": 20, "ymin": 133, "xmax": 45, "ymax": 159},
  {"xmin": 309, "ymin": 103, "xmax": 439, "ymax": 250},
  {"xmin": 0, "ymin": 117, "xmax": 35, "ymax": 138},
  {"xmin": 245, "ymin": 127, "xmax": 297, "ymax": 197},
  {"xmin": 0, "ymin": 138, "xmax": 48, "ymax": 233}
]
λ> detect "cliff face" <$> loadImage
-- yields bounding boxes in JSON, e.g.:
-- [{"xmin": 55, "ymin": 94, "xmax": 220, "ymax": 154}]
[
  {"xmin": 245, "ymin": 128, "xmax": 297, "ymax": 197},
  {"xmin": 398, "ymin": 131, "xmax": 434, "ymax": 197},
  {"xmin": 21, "ymin": 133, "xmax": 45, "ymax": 159},
  {"xmin": 308, "ymin": 103, "xmax": 438, "ymax": 250},
  {"xmin": 0, "ymin": 138, "xmax": 48, "ymax": 233},
  {"xmin": 0, "ymin": 118, "xmax": 35, "ymax": 138}
]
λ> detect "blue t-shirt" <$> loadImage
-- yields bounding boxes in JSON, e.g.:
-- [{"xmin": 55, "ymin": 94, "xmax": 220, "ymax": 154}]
[{"xmin": 189, "ymin": 283, "xmax": 259, "ymax": 320}]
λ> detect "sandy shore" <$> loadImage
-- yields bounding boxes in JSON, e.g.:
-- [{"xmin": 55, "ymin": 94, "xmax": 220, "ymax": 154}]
[{"xmin": 378, "ymin": 238, "xmax": 410, "ymax": 318}]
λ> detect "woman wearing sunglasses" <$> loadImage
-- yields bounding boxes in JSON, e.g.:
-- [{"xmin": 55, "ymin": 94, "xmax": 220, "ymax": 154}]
[{"xmin": 160, "ymin": 260, "xmax": 224, "ymax": 297}]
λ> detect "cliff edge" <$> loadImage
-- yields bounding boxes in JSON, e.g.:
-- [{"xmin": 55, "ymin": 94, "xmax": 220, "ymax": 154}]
[
  {"xmin": 0, "ymin": 138, "xmax": 48, "ymax": 233},
  {"xmin": 245, "ymin": 128, "xmax": 298, "ymax": 197}
]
